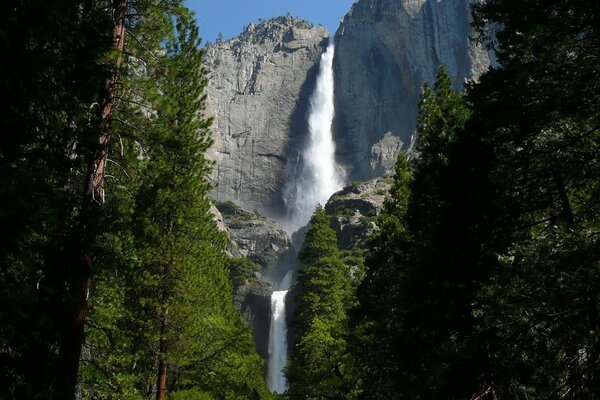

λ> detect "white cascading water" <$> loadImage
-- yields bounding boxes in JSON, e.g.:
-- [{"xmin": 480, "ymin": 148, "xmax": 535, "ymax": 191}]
[
  {"xmin": 266, "ymin": 270, "xmax": 294, "ymax": 393},
  {"xmin": 285, "ymin": 39, "xmax": 343, "ymax": 231},
  {"xmin": 267, "ymin": 38, "xmax": 344, "ymax": 393}
]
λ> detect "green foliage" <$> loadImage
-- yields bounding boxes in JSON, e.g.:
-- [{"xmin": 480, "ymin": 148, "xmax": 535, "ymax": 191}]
[
  {"xmin": 351, "ymin": 2, "xmax": 600, "ymax": 399},
  {"xmin": 475, "ymin": 227, "xmax": 600, "ymax": 398},
  {"xmin": 61, "ymin": 3, "xmax": 271, "ymax": 399},
  {"xmin": 216, "ymin": 200, "xmax": 242, "ymax": 215},
  {"xmin": 230, "ymin": 257, "xmax": 262, "ymax": 286},
  {"xmin": 286, "ymin": 206, "xmax": 361, "ymax": 399},
  {"xmin": 0, "ymin": 3, "xmax": 455, "ymax": 400},
  {"xmin": 333, "ymin": 206, "xmax": 356, "ymax": 218},
  {"xmin": 351, "ymin": 67, "xmax": 484, "ymax": 399},
  {"xmin": 464, "ymin": 1, "xmax": 600, "ymax": 396},
  {"xmin": 169, "ymin": 389, "xmax": 214, "ymax": 400},
  {"xmin": 0, "ymin": 0, "xmax": 112, "ymax": 397},
  {"xmin": 349, "ymin": 153, "xmax": 413, "ymax": 399}
]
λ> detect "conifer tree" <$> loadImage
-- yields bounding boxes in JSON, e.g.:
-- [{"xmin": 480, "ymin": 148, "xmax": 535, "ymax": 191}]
[
  {"xmin": 78, "ymin": 4, "xmax": 270, "ymax": 399},
  {"xmin": 287, "ymin": 206, "xmax": 358, "ymax": 399},
  {"xmin": 55, "ymin": 1, "xmax": 130, "ymax": 396},
  {"xmin": 350, "ymin": 153, "xmax": 412, "ymax": 399},
  {"xmin": 466, "ymin": 1, "xmax": 600, "ymax": 397},
  {"xmin": 0, "ymin": 1, "xmax": 113, "ymax": 397},
  {"xmin": 351, "ymin": 67, "xmax": 480, "ymax": 399}
]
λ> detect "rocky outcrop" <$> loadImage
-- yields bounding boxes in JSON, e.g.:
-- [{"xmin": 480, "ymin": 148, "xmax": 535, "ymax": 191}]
[
  {"xmin": 215, "ymin": 201, "xmax": 292, "ymax": 267},
  {"xmin": 333, "ymin": 0, "xmax": 492, "ymax": 181},
  {"xmin": 232, "ymin": 274, "xmax": 274, "ymax": 359},
  {"xmin": 214, "ymin": 200, "xmax": 294, "ymax": 360},
  {"xmin": 210, "ymin": 203, "xmax": 242, "ymax": 258},
  {"xmin": 325, "ymin": 178, "xmax": 392, "ymax": 249},
  {"xmin": 204, "ymin": 17, "xmax": 329, "ymax": 218}
]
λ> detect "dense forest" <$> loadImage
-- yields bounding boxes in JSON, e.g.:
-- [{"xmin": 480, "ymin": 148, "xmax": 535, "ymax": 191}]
[
  {"xmin": 1, "ymin": 0, "xmax": 599, "ymax": 399},
  {"xmin": 286, "ymin": 1, "xmax": 600, "ymax": 399},
  {"xmin": 0, "ymin": 1, "xmax": 269, "ymax": 399}
]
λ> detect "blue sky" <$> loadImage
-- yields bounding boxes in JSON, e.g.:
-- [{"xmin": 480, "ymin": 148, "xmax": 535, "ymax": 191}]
[{"xmin": 185, "ymin": 0, "xmax": 356, "ymax": 44}]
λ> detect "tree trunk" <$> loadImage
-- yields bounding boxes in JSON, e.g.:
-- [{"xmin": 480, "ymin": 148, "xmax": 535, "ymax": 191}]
[
  {"xmin": 156, "ymin": 312, "xmax": 168, "ymax": 400},
  {"xmin": 54, "ymin": 1, "xmax": 128, "ymax": 398},
  {"xmin": 552, "ymin": 169, "xmax": 574, "ymax": 228},
  {"xmin": 90, "ymin": 0, "xmax": 128, "ymax": 202},
  {"xmin": 156, "ymin": 259, "xmax": 170, "ymax": 400}
]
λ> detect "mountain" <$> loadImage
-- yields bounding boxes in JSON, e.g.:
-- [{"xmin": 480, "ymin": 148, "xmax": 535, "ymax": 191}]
[
  {"xmin": 333, "ymin": 0, "xmax": 492, "ymax": 181},
  {"xmin": 204, "ymin": 0, "xmax": 492, "ymax": 221},
  {"xmin": 204, "ymin": 17, "xmax": 329, "ymax": 219}
]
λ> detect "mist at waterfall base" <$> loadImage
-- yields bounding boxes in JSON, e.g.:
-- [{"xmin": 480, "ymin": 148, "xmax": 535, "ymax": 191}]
[{"xmin": 267, "ymin": 39, "xmax": 344, "ymax": 394}]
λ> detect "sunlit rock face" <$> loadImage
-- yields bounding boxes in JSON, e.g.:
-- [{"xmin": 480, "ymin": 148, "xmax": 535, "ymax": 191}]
[
  {"xmin": 325, "ymin": 178, "xmax": 392, "ymax": 250},
  {"xmin": 204, "ymin": 2, "xmax": 492, "ymax": 222},
  {"xmin": 212, "ymin": 201, "xmax": 293, "ymax": 360},
  {"xmin": 204, "ymin": 17, "xmax": 329, "ymax": 218},
  {"xmin": 333, "ymin": 0, "xmax": 492, "ymax": 181}
]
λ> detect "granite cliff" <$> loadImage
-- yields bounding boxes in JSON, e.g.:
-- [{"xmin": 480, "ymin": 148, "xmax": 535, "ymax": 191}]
[
  {"xmin": 333, "ymin": 0, "xmax": 492, "ymax": 181},
  {"xmin": 205, "ymin": 2, "xmax": 491, "ymax": 224},
  {"xmin": 204, "ymin": 17, "xmax": 329, "ymax": 218}
]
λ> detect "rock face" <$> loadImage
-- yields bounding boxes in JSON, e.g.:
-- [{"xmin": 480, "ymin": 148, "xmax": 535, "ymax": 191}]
[
  {"xmin": 204, "ymin": 17, "xmax": 329, "ymax": 218},
  {"xmin": 333, "ymin": 0, "xmax": 492, "ymax": 181},
  {"xmin": 215, "ymin": 201, "xmax": 292, "ymax": 267},
  {"xmin": 204, "ymin": 2, "xmax": 490, "ymax": 222},
  {"xmin": 232, "ymin": 276, "xmax": 274, "ymax": 359},
  {"xmin": 325, "ymin": 178, "xmax": 392, "ymax": 249},
  {"xmin": 214, "ymin": 201, "xmax": 294, "ymax": 360},
  {"xmin": 210, "ymin": 203, "xmax": 242, "ymax": 258}
]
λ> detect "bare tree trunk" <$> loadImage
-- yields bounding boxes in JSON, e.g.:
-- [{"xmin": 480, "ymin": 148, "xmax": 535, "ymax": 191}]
[{"xmin": 55, "ymin": 1, "xmax": 128, "ymax": 398}]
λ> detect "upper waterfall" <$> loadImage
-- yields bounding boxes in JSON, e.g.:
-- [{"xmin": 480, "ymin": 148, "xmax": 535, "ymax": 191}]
[{"xmin": 285, "ymin": 39, "xmax": 344, "ymax": 230}]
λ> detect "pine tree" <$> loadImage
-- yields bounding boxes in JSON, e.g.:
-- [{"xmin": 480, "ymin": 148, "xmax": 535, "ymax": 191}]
[
  {"xmin": 55, "ymin": 1, "xmax": 130, "ymax": 396},
  {"xmin": 466, "ymin": 1, "xmax": 600, "ymax": 397},
  {"xmin": 350, "ymin": 153, "xmax": 412, "ymax": 399},
  {"xmin": 0, "ymin": 1, "xmax": 113, "ymax": 397},
  {"xmin": 351, "ymin": 67, "xmax": 484, "ymax": 399},
  {"xmin": 78, "ymin": 4, "xmax": 270, "ymax": 399},
  {"xmin": 287, "ymin": 206, "xmax": 358, "ymax": 399}
]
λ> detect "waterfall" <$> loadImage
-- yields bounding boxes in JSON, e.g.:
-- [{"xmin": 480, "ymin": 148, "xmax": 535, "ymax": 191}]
[
  {"xmin": 266, "ymin": 270, "xmax": 293, "ymax": 393},
  {"xmin": 268, "ymin": 37, "xmax": 343, "ymax": 394},
  {"xmin": 285, "ymin": 38, "xmax": 343, "ymax": 231}
]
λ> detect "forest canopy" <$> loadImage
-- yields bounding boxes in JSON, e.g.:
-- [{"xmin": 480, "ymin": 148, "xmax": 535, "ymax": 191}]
[{"xmin": 1, "ymin": 0, "xmax": 599, "ymax": 399}]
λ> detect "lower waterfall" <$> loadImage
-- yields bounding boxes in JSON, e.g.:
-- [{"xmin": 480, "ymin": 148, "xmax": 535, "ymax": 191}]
[{"xmin": 266, "ymin": 270, "xmax": 293, "ymax": 393}]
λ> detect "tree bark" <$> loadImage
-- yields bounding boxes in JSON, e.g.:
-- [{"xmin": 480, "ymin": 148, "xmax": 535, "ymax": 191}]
[
  {"xmin": 90, "ymin": 0, "xmax": 128, "ymax": 202},
  {"xmin": 156, "ymin": 311, "xmax": 168, "ymax": 400},
  {"xmin": 54, "ymin": 1, "xmax": 128, "ymax": 398},
  {"xmin": 552, "ymin": 169, "xmax": 574, "ymax": 228}
]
